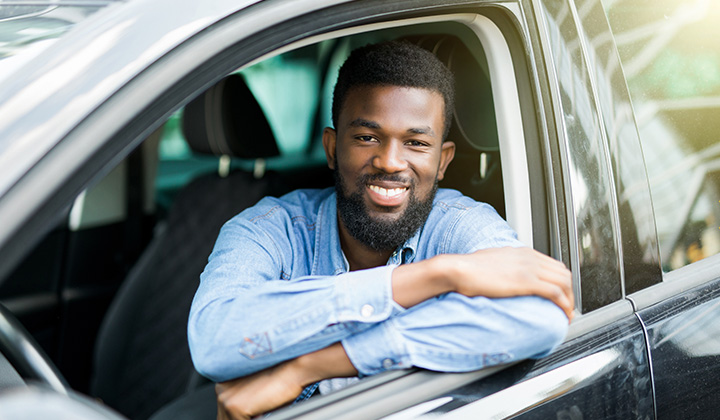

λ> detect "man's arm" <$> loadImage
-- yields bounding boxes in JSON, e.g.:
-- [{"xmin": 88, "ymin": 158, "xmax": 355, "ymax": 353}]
[
  {"xmin": 392, "ymin": 247, "xmax": 573, "ymax": 318},
  {"xmin": 216, "ymin": 247, "xmax": 572, "ymax": 419}
]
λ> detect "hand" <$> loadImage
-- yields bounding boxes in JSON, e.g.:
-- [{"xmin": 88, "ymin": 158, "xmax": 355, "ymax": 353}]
[
  {"xmin": 215, "ymin": 343, "xmax": 358, "ymax": 419},
  {"xmin": 216, "ymin": 361, "xmax": 304, "ymax": 420},
  {"xmin": 447, "ymin": 247, "xmax": 574, "ymax": 320}
]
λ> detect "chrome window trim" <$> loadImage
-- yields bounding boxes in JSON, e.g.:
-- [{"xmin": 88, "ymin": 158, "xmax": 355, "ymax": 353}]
[
  {"xmin": 274, "ymin": 298, "xmax": 634, "ymax": 419},
  {"xmin": 530, "ymin": 0, "xmax": 583, "ymax": 311}
]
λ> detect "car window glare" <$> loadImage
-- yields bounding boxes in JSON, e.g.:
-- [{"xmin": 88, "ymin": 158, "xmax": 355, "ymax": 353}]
[
  {"xmin": 602, "ymin": 0, "xmax": 720, "ymax": 272},
  {"xmin": 0, "ymin": 6, "xmax": 110, "ymax": 81}
]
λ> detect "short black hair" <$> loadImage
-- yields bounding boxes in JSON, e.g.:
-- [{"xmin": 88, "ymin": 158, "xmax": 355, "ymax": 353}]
[{"xmin": 331, "ymin": 40, "xmax": 455, "ymax": 140}]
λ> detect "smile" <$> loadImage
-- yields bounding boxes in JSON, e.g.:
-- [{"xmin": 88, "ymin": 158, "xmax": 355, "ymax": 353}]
[{"xmin": 368, "ymin": 185, "xmax": 408, "ymax": 198}]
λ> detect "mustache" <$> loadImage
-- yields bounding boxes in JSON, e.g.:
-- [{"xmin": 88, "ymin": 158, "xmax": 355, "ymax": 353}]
[{"xmin": 357, "ymin": 173, "xmax": 415, "ymax": 187}]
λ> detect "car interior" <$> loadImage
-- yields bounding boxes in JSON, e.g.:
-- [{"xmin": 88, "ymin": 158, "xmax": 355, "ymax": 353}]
[{"xmin": 0, "ymin": 16, "xmax": 537, "ymax": 419}]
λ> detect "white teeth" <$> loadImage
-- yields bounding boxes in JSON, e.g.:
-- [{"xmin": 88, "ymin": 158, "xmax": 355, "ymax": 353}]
[{"xmin": 369, "ymin": 185, "xmax": 406, "ymax": 197}]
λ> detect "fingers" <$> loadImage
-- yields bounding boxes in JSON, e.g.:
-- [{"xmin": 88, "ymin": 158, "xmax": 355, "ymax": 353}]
[
  {"xmin": 536, "ymin": 281, "xmax": 574, "ymax": 321},
  {"xmin": 217, "ymin": 400, "xmax": 230, "ymax": 420},
  {"xmin": 216, "ymin": 381, "xmax": 251, "ymax": 420},
  {"xmin": 530, "ymin": 251, "xmax": 574, "ymax": 321},
  {"xmin": 503, "ymin": 248, "xmax": 575, "ymax": 321}
]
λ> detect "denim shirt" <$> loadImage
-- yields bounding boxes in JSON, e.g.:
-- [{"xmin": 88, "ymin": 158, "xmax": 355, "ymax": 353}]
[{"xmin": 188, "ymin": 188, "xmax": 567, "ymax": 383}]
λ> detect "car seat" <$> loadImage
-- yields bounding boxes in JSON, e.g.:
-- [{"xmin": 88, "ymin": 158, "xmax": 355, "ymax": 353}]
[{"xmin": 89, "ymin": 74, "xmax": 306, "ymax": 419}]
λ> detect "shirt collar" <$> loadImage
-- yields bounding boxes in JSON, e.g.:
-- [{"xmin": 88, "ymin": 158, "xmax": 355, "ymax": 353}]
[{"xmin": 313, "ymin": 190, "xmax": 420, "ymax": 275}]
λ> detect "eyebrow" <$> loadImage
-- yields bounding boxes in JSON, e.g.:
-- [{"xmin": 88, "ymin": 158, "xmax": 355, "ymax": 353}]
[
  {"xmin": 348, "ymin": 118, "xmax": 437, "ymax": 138},
  {"xmin": 408, "ymin": 126, "xmax": 436, "ymax": 137},
  {"xmin": 348, "ymin": 118, "xmax": 381, "ymax": 129}
]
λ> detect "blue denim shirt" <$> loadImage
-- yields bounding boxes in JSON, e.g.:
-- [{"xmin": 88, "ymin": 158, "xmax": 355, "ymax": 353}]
[{"xmin": 188, "ymin": 188, "xmax": 567, "ymax": 382}]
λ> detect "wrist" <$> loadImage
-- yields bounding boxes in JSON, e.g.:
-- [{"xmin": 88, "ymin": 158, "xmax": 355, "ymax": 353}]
[
  {"xmin": 429, "ymin": 254, "xmax": 458, "ymax": 294},
  {"xmin": 291, "ymin": 343, "xmax": 358, "ymax": 386},
  {"xmin": 287, "ymin": 353, "xmax": 320, "ymax": 387},
  {"xmin": 391, "ymin": 256, "xmax": 456, "ymax": 308}
]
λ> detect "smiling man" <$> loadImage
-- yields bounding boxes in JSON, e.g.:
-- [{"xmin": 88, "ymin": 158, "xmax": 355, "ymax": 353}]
[{"xmin": 188, "ymin": 41, "xmax": 573, "ymax": 420}]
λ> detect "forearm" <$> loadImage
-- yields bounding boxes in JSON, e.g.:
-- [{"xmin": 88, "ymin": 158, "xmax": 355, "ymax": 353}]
[
  {"xmin": 291, "ymin": 342, "xmax": 358, "ymax": 385},
  {"xmin": 391, "ymin": 255, "xmax": 455, "ymax": 308}
]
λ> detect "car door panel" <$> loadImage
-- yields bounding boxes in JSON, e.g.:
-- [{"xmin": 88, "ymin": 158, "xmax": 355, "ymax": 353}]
[
  {"xmin": 436, "ymin": 310, "xmax": 652, "ymax": 419},
  {"xmin": 637, "ymin": 274, "xmax": 720, "ymax": 419}
]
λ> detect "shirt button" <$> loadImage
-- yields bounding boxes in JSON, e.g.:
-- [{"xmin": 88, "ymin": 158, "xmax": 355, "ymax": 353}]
[
  {"xmin": 361, "ymin": 304, "xmax": 374, "ymax": 318},
  {"xmin": 382, "ymin": 358, "xmax": 394, "ymax": 369}
]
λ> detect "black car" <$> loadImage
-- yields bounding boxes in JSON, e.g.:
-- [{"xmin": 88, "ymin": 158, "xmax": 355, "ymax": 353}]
[{"xmin": 0, "ymin": 0, "xmax": 718, "ymax": 418}]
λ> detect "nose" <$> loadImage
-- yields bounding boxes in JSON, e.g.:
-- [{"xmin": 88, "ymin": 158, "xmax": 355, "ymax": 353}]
[{"xmin": 372, "ymin": 140, "xmax": 408, "ymax": 173}]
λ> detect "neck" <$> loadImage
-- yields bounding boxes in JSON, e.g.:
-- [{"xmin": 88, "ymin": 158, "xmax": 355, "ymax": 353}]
[{"xmin": 337, "ymin": 215, "xmax": 393, "ymax": 271}]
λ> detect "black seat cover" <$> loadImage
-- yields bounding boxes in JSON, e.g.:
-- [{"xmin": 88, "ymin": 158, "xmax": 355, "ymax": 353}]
[{"xmin": 90, "ymin": 75, "xmax": 286, "ymax": 419}]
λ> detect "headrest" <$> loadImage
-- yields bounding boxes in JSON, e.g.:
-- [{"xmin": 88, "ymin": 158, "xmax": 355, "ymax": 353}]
[
  {"xmin": 182, "ymin": 74, "xmax": 280, "ymax": 159},
  {"xmin": 402, "ymin": 35, "xmax": 499, "ymax": 152}
]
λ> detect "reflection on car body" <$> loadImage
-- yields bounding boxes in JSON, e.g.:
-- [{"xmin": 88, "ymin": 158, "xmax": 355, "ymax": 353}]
[{"xmin": 0, "ymin": 0, "xmax": 718, "ymax": 419}]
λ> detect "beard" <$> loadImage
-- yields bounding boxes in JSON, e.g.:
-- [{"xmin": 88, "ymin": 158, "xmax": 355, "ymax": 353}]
[{"xmin": 334, "ymin": 159, "xmax": 438, "ymax": 252}]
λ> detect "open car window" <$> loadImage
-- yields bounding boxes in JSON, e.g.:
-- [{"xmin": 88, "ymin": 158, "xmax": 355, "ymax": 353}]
[{"xmin": 0, "ymin": 2, "xmax": 605, "ymax": 419}]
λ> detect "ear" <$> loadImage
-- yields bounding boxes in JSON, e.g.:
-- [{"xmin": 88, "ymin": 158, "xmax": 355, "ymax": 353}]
[
  {"xmin": 436, "ymin": 141, "xmax": 456, "ymax": 181},
  {"xmin": 322, "ymin": 127, "xmax": 338, "ymax": 169}
]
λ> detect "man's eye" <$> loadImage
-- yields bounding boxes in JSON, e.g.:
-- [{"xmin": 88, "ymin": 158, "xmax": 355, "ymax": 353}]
[
  {"xmin": 407, "ymin": 140, "xmax": 427, "ymax": 147},
  {"xmin": 357, "ymin": 136, "xmax": 376, "ymax": 142}
]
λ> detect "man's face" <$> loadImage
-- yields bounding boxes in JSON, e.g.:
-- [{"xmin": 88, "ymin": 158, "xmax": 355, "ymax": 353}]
[{"xmin": 323, "ymin": 85, "xmax": 455, "ymax": 251}]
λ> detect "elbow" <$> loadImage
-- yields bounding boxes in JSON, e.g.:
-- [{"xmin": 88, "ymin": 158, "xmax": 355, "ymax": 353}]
[
  {"xmin": 188, "ymin": 304, "xmax": 272, "ymax": 382},
  {"xmin": 187, "ymin": 305, "xmax": 237, "ymax": 382},
  {"xmin": 188, "ymin": 318, "xmax": 225, "ymax": 382},
  {"xmin": 188, "ymin": 328, "xmax": 254, "ymax": 382},
  {"xmin": 190, "ymin": 350, "xmax": 225, "ymax": 383}
]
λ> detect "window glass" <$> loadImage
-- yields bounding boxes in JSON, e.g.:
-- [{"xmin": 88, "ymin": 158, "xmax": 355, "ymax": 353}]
[
  {"xmin": 602, "ymin": 0, "xmax": 720, "ymax": 271},
  {"xmin": 542, "ymin": 2, "xmax": 623, "ymax": 312}
]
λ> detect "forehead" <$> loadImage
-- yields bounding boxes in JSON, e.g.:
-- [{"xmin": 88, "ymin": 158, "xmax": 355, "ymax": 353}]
[{"xmin": 339, "ymin": 85, "xmax": 445, "ymax": 131}]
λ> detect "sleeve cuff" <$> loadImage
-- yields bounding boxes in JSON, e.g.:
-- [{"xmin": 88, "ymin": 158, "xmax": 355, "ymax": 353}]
[
  {"xmin": 332, "ymin": 265, "xmax": 402, "ymax": 324},
  {"xmin": 342, "ymin": 319, "xmax": 411, "ymax": 376}
]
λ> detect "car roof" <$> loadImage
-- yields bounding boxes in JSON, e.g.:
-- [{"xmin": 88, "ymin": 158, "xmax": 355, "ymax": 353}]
[{"xmin": 0, "ymin": 0, "xmax": 273, "ymax": 198}]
